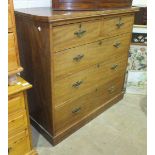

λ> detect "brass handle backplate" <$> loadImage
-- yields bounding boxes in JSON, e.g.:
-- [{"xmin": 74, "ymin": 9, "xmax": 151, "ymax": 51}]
[
  {"xmin": 73, "ymin": 54, "xmax": 84, "ymax": 62},
  {"xmin": 74, "ymin": 24, "xmax": 86, "ymax": 38},
  {"xmin": 116, "ymin": 18, "xmax": 124, "ymax": 29},
  {"xmin": 72, "ymin": 107, "xmax": 81, "ymax": 114},
  {"xmin": 108, "ymin": 86, "xmax": 116, "ymax": 94},
  {"xmin": 72, "ymin": 81, "xmax": 83, "ymax": 88},
  {"xmin": 111, "ymin": 64, "xmax": 118, "ymax": 70},
  {"xmin": 113, "ymin": 42, "xmax": 121, "ymax": 48},
  {"xmin": 74, "ymin": 30, "xmax": 86, "ymax": 38}
]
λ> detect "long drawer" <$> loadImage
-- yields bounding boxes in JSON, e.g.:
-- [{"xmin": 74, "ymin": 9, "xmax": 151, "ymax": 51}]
[
  {"xmin": 8, "ymin": 110, "xmax": 28, "ymax": 136},
  {"xmin": 8, "ymin": 33, "xmax": 19, "ymax": 72},
  {"xmin": 54, "ymin": 76, "xmax": 124, "ymax": 132},
  {"xmin": 101, "ymin": 14, "xmax": 134, "ymax": 37},
  {"xmin": 54, "ymin": 54, "xmax": 127, "ymax": 106},
  {"xmin": 8, "ymin": 130, "xmax": 31, "ymax": 155},
  {"xmin": 53, "ymin": 19, "xmax": 101, "ymax": 52},
  {"xmin": 8, "ymin": 92, "xmax": 25, "ymax": 114},
  {"xmin": 54, "ymin": 33, "xmax": 131, "ymax": 79}
]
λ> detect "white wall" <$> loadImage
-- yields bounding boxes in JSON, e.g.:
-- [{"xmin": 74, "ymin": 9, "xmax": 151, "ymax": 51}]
[
  {"xmin": 132, "ymin": 0, "xmax": 147, "ymax": 6},
  {"xmin": 14, "ymin": 0, "xmax": 147, "ymax": 9},
  {"xmin": 14, "ymin": 0, "xmax": 51, "ymax": 9}
]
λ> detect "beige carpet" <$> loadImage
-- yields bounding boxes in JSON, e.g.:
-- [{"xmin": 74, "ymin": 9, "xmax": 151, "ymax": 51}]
[{"xmin": 31, "ymin": 94, "xmax": 147, "ymax": 155}]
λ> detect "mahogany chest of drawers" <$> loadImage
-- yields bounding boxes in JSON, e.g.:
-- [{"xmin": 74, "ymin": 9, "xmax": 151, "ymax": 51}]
[{"xmin": 15, "ymin": 7, "xmax": 138, "ymax": 145}]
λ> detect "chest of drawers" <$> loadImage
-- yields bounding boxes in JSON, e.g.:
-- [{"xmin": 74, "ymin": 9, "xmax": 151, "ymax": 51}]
[{"xmin": 15, "ymin": 7, "xmax": 139, "ymax": 145}]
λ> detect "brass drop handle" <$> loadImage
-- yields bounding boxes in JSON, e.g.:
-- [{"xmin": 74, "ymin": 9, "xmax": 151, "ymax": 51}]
[
  {"xmin": 8, "ymin": 147, "xmax": 12, "ymax": 153},
  {"xmin": 72, "ymin": 107, "xmax": 81, "ymax": 114},
  {"xmin": 74, "ymin": 23, "xmax": 86, "ymax": 38},
  {"xmin": 73, "ymin": 54, "xmax": 84, "ymax": 62},
  {"xmin": 111, "ymin": 64, "xmax": 118, "ymax": 70},
  {"xmin": 113, "ymin": 42, "xmax": 121, "ymax": 48},
  {"xmin": 108, "ymin": 86, "xmax": 116, "ymax": 94},
  {"xmin": 74, "ymin": 29, "xmax": 86, "ymax": 38},
  {"xmin": 72, "ymin": 81, "xmax": 83, "ymax": 88},
  {"xmin": 116, "ymin": 18, "xmax": 124, "ymax": 29}
]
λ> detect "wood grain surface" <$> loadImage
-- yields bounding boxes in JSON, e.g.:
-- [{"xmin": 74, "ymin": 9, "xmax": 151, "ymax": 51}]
[{"xmin": 15, "ymin": 8, "xmax": 136, "ymax": 145}]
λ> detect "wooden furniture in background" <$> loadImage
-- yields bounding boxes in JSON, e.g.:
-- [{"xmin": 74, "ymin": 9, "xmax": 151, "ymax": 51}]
[
  {"xmin": 134, "ymin": 7, "xmax": 147, "ymax": 25},
  {"xmin": 15, "ymin": 7, "xmax": 139, "ymax": 145},
  {"xmin": 8, "ymin": 77, "xmax": 37, "ymax": 155},
  {"xmin": 8, "ymin": 0, "xmax": 37, "ymax": 154},
  {"xmin": 52, "ymin": 0, "xmax": 133, "ymax": 10},
  {"xmin": 8, "ymin": 0, "xmax": 23, "ymax": 79}
]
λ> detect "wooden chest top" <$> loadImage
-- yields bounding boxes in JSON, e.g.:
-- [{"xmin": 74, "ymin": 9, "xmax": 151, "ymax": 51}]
[{"xmin": 15, "ymin": 7, "xmax": 139, "ymax": 22}]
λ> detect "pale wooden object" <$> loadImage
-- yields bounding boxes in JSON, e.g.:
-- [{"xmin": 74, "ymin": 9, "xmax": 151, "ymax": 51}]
[
  {"xmin": 8, "ymin": 0, "xmax": 23, "ymax": 76},
  {"xmin": 8, "ymin": 77, "xmax": 37, "ymax": 155}
]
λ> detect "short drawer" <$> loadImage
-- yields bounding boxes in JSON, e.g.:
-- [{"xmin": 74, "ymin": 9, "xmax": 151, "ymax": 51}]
[
  {"xmin": 8, "ymin": 92, "xmax": 25, "ymax": 114},
  {"xmin": 52, "ymin": 19, "xmax": 101, "ymax": 52},
  {"xmin": 8, "ymin": 110, "xmax": 28, "ymax": 136},
  {"xmin": 54, "ymin": 33, "xmax": 131, "ymax": 79},
  {"xmin": 8, "ymin": 130, "xmax": 31, "ymax": 155},
  {"xmin": 54, "ymin": 76, "xmax": 124, "ymax": 132},
  {"xmin": 8, "ymin": 33, "xmax": 19, "ymax": 72},
  {"xmin": 54, "ymin": 55, "xmax": 127, "ymax": 106},
  {"xmin": 101, "ymin": 14, "xmax": 134, "ymax": 37}
]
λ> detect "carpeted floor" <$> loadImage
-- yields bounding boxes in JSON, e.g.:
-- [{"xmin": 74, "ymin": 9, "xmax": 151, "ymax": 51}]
[{"xmin": 31, "ymin": 94, "xmax": 147, "ymax": 155}]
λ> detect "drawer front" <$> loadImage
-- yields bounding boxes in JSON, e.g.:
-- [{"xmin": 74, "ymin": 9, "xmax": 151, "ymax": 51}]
[
  {"xmin": 8, "ymin": 4, "xmax": 13, "ymax": 31},
  {"xmin": 8, "ymin": 33, "xmax": 19, "ymax": 72},
  {"xmin": 54, "ymin": 76, "xmax": 124, "ymax": 132},
  {"xmin": 53, "ymin": 19, "xmax": 101, "ymax": 51},
  {"xmin": 8, "ymin": 111, "xmax": 28, "ymax": 136},
  {"xmin": 8, "ymin": 92, "xmax": 25, "ymax": 114},
  {"xmin": 8, "ymin": 130, "xmax": 31, "ymax": 155},
  {"xmin": 101, "ymin": 15, "xmax": 134, "ymax": 37},
  {"xmin": 54, "ymin": 33, "xmax": 131, "ymax": 79},
  {"xmin": 54, "ymin": 55, "xmax": 127, "ymax": 106}
]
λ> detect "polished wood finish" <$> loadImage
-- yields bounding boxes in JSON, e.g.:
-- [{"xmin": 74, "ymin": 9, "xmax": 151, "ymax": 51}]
[
  {"xmin": 54, "ymin": 33, "xmax": 131, "ymax": 78},
  {"xmin": 15, "ymin": 7, "xmax": 138, "ymax": 145},
  {"xmin": 52, "ymin": 0, "xmax": 133, "ymax": 10},
  {"xmin": 54, "ymin": 55, "xmax": 128, "ymax": 105},
  {"xmin": 53, "ymin": 19, "xmax": 101, "ymax": 51},
  {"xmin": 55, "ymin": 76, "xmax": 124, "ymax": 132},
  {"xmin": 8, "ymin": 77, "xmax": 37, "ymax": 155},
  {"xmin": 8, "ymin": 0, "xmax": 23, "ymax": 76}
]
